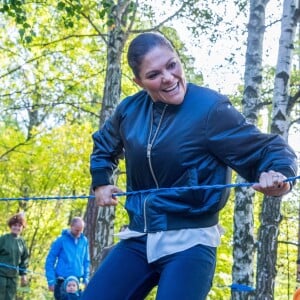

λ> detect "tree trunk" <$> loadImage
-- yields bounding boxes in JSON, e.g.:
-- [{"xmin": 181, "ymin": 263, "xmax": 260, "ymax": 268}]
[
  {"xmin": 84, "ymin": 0, "xmax": 134, "ymax": 274},
  {"xmin": 256, "ymin": 196, "xmax": 282, "ymax": 300},
  {"xmin": 256, "ymin": 0, "xmax": 299, "ymax": 298},
  {"xmin": 297, "ymin": 200, "xmax": 300, "ymax": 282},
  {"xmin": 232, "ymin": 1, "xmax": 269, "ymax": 299}
]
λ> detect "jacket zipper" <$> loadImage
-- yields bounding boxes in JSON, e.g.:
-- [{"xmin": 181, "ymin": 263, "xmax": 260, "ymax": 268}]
[
  {"xmin": 143, "ymin": 194, "xmax": 150, "ymax": 232},
  {"xmin": 144, "ymin": 103, "xmax": 168, "ymax": 232},
  {"xmin": 146, "ymin": 103, "xmax": 168, "ymax": 188}
]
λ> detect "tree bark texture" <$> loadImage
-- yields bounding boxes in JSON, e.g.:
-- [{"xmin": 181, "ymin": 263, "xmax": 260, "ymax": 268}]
[
  {"xmin": 232, "ymin": 1, "xmax": 269, "ymax": 299},
  {"xmin": 84, "ymin": 0, "xmax": 135, "ymax": 274},
  {"xmin": 232, "ymin": 182, "xmax": 256, "ymax": 300},
  {"xmin": 256, "ymin": 0, "xmax": 299, "ymax": 298},
  {"xmin": 242, "ymin": 0, "xmax": 269, "ymax": 125},
  {"xmin": 271, "ymin": 0, "xmax": 299, "ymax": 135},
  {"xmin": 256, "ymin": 196, "xmax": 282, "ymax": 300}
]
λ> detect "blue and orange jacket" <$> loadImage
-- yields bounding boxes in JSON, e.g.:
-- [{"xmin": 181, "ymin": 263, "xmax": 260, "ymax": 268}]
[{"xmin": 90, "ymin": 83, "xmax": 297, "ymax": 233}]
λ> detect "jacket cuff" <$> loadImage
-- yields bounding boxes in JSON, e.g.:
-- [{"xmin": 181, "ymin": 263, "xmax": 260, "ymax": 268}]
[
  {"xmin": 279, "ymin": 167, "xmax": 297, "ymax": 188},
  {"xmin": 91, "ymin": 169, "xmax": 112, "ymax": 190},
  {"xmin": 48, "ymin": 279, "xmax": 55, "ymax": 285},
  {"xmin": 19, "ymin": 270, "xmax": 27, "ymax": 276}
]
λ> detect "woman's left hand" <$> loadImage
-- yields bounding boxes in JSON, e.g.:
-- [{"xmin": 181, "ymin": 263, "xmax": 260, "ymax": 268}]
[
  {"xmin": 20, "ymin": 275, "xmax": 27, "ymax": 286},
  {"xmin": 252, "ymin": 170, "xmax": 291, "ymax": 197}
]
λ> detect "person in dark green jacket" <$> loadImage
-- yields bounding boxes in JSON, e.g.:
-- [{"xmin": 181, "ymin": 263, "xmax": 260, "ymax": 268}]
[{"xmin": 0, "ymin": 213, "xmax": 29, "ymax": 300}]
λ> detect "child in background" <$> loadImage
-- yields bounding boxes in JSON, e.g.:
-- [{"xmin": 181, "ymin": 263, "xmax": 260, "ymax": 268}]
[{"xmin": 61, "ymin": 276, "xmax": 82, "ymax": 300}]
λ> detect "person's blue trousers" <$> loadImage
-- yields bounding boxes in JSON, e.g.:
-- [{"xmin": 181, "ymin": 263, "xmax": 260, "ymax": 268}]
[{"xmin": 82, "ymin": 235, "xmax": 216, "ymax": 300}]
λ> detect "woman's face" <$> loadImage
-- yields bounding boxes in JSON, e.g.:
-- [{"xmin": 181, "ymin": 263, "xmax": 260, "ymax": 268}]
[
  {"xmin": 134, "ymin": 46, "xmax": 187, "ymax": 105},
  {"xmin": 10, "ymin": 223, "xmax": 23, "ymax": 235}
]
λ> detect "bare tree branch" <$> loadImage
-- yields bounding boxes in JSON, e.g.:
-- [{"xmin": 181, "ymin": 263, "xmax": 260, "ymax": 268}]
[{"xmin": 32, "ymin": 33, "xmax": 101, "ymax": 47}]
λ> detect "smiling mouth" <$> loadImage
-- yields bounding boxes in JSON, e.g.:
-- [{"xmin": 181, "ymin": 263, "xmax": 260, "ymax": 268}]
[{"xmin": 162, "ymin": 82, "xmax": 178, "ymax": 92}]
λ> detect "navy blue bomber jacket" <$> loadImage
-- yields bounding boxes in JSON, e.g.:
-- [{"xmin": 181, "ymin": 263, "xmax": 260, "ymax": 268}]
[{"xmin": 90, "ymin": 83, "xmax": 298, "ymax": 233}]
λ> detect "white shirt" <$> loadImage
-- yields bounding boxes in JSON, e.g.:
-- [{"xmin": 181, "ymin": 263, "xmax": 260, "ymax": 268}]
[{"xmin": 117, "ymin": 224, "xmax": 223, "ymax": 263}]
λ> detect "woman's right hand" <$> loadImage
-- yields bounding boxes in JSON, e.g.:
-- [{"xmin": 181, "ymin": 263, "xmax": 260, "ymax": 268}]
[{"xmin": 94, "ymin": 185, "xmax": 123, "ymax": 206}]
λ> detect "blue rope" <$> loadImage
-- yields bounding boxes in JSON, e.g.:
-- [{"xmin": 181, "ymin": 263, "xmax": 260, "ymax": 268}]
[
  {"xmin": 216, "ymin": 283, "xmax": 256, "ymax": 292},
  {"xmin": 0, "ymin": 262, "xmax": 25, "ymax": 271},
  {"xmin": 0, "ymin": 262, "xmax": 44, "ymax": 276},
  {"xmin": 113, "ymin": 175, "xmax": 300, "ymax": 197},
  {"xmin": 0, "ymin": 195, "xmax": 94, "ymax": 201},
  {"xmin": 0, "ymin": 175, "xmax": 299, "ymax": 201},
  {"xmin": 0, "ymin": 262, "xmax": 255, "ymax": 291},
  {"xmin": 230, "ymin": 283, "xmax": 255, "ymax": 292}
]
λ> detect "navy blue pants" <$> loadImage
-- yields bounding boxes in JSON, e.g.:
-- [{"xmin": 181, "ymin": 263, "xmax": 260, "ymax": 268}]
[{"xmin": 82, "ymin": 236, "xmax": 216, "ymax": 300}]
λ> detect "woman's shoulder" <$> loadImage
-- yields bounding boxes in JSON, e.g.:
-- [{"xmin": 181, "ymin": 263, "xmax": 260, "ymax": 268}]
[
  {"xmin": 0, "ymin": 233, "xmax": 10, "ymax": 239},
  {"xmin": 116, "ymin": 90, "xmax": 150, "ymax": 113},
  {"xmin": 121, "ymin": 89, "xmax": 147, "ymax": 103},
  {"xmin": 187, "ymin": 83, "xmax": 227, "ymax": 101},
  {"xmin": 0, "ymin": 233, "xmax": 23, "ymax": 242},
  {"xmin": 184, "ymin": 83, "xmax": 229, "ymax": 113}
]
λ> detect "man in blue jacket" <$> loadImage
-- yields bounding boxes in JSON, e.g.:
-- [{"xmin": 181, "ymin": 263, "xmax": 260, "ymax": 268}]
[{"xmin": 45, "ymin": 217, "xmax": 90, "ymax": 300}]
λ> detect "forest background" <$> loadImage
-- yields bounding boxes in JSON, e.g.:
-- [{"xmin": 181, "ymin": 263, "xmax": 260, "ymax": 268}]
[{"xmin": 0, "ymin": 0, "xmax": 299, "ymax": 299}]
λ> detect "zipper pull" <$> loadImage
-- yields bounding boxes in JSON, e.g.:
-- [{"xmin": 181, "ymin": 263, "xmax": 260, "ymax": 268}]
[{"xmin": 147, "ymin": 143, "xmax": 151, "ymax": 158}]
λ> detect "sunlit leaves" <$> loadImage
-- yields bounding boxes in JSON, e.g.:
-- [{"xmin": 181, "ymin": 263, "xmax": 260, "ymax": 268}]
[
  {"xmin": 0, "ymin": 121, "xmax": 93, "ymax": 298},
  {"xmin": 98, "ymin": 0, "xmax": 114, "ymax": 21},
  {"xmin": 56, "ymin": 0, "xmax": 83, "ymax": 28},
  {"xmin": 0, "ymin": 0, "xmax": 35, "ymax": 43}
]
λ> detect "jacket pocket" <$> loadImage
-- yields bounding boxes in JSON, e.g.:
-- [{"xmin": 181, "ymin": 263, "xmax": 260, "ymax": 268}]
[{"xmin": 147, "ymin": 168, "xmax": 207, "ymax": 213}]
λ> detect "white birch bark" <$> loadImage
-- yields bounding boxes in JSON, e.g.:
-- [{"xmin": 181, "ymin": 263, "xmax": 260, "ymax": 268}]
[
  {"xmin": 231, "ymin": 1, "xmax": 269, "ymax": 300},
  {"xmin": 256, "ymin": 0, "xmax": 299, "ymax": 298}
]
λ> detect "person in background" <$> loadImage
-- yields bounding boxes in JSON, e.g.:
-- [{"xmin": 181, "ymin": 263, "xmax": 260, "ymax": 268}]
[
  {"xmin": 82, "ymin": 32, "xmax": 298, "ymax": 300},
  {"xmin": 45, "ymin": 217, "xmax": 90, "ymax": 300},
  {"xmin": 61, "ymin": 276, "xmax": 82, "ymax": 300},
  {"xmin": 0, "ymin": 213, "xmax": 29, "ymax": 300}
]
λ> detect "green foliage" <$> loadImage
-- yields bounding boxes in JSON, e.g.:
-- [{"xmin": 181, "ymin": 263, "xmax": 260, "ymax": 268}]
[
  {"xmin": 0, "ymin": 0, "xmax": 35, "ymax": 43},
  {"xmin": 274, "ymin": 190, "xmax": 300, "ymax": 299},
  {"xmin": 56, "ymin": 0, "xmax": 83, "ymax": 29},
  {"xmin": 0, "ymin": 121, "xmax": 93, "ymax": 299},
  {"xmin": 98, "ymin": 0, "xmax": 115, "ymax": 27},
  {"xmin": 0, "ymin": 1, "xmax": 299, "ymax": 299},
  {"xmin": 0, "ymin": 8, "xmax": 106, "ymax": 130},
  {"xmin": 233, "ymin": 0, "xmax": 248, "ymax": 13}
]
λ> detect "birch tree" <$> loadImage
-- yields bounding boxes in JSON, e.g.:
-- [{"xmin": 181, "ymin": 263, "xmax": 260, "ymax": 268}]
[
  {"xmin": 232, "ymin": 1, "xmax": 269, "ymax": 300},
  {"xmin": 256, "ymin": 0, "xmax": 299, "ymax": 298}
]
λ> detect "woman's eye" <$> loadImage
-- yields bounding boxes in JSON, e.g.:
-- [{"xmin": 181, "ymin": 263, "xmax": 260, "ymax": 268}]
[
  {"xmin": 147, "ymin": 73, "xmax": 158, "ymax": 79},
  {"xmin": 168, "ymin": 62, "xmax": 176, "ymax": 69}
]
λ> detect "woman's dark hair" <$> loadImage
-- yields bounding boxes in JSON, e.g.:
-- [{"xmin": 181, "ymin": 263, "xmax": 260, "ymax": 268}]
[
  {"xmin": 127, "ymin": 32, "xmax": 175, "ymax": 78},
  {"xmin": 7, "ymin": 213, "xmax": 26, "ymax": 228}
]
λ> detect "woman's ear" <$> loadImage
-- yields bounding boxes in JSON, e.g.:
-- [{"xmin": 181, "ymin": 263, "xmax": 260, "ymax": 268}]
[{"xmin": 133, "ymin": 77, "xmax": 144, "ymax": 88}]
